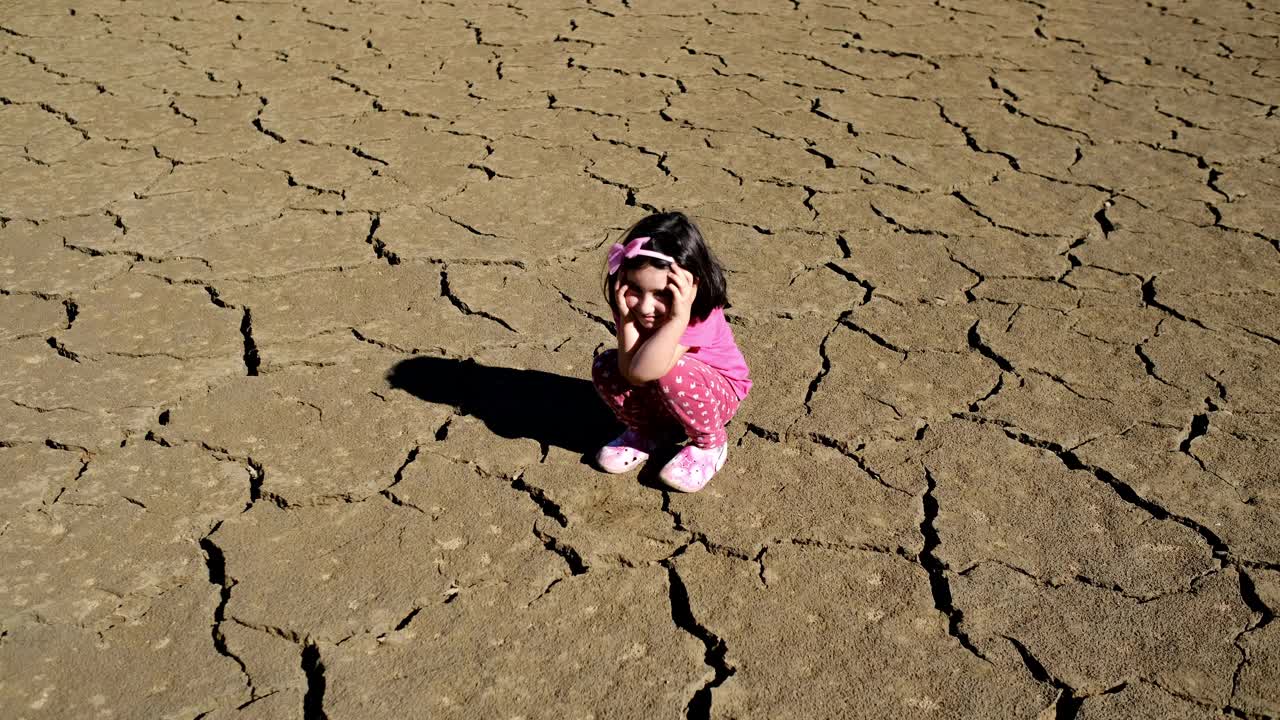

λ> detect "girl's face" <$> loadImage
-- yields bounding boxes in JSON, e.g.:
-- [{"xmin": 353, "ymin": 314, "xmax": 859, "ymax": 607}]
[{"xmin": 621, "ymin": 264, "xmax": 672, "ymax": 330}]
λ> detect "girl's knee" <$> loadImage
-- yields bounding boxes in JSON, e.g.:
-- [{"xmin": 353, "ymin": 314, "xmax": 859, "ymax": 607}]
[{"xmin": 655, "ymin": 363, "xmax": 697, "ymax": 392}]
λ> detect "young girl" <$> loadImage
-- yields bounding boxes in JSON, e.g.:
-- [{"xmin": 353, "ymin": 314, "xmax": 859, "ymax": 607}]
[{"xmin": 591, "ymin": 211, "xmax": 751, "ymax": 493}]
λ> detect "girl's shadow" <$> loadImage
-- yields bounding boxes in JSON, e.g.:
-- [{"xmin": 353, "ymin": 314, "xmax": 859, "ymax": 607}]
[{"xmin": 386, "ymin": 356, "xmax": 622, "ymax": 457}]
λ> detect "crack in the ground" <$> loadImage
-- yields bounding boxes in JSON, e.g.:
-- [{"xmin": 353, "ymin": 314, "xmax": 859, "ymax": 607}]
[
  {"xmin": 774, "ymin": 535, "xmax": 917, "ymax": 562},
  {"xmin": 1004, "ymin": 635, "xmax": 1082, "ymax": 719},
  {"xmin": 251, "ymin": 96, "xmax": 285, "ymax": 143},
  {"xmin": 45, "ymin": 336, "xmax": 82, "ymax": 362},
  {"xmin": 362, "ymin": 212, "xmax": 399, "ymax": 265},
  {"xmin": 377, "ymin": 445, "xmax": 421, "ymax": 510},
  {"xmin": 947, "ymin": 250, "xmax": 986, "ymax": 301},
  {"xmin": 198, "ymin": 284, "xmax": 261, "ymax": 376},
  {"xmin": 1029, "ymin": 368, "xmax": 1112, "ymax": 403},
  {"xmin": 300, "ymin": 642, "xmax": 327, "ymax": 720},
  {"xmin": 824, "ymin": 262, "xmax": 875, "ymax": 303},
  {"xmin": 532, "ymin": 524, "xmax": 588, "ymax": 575},
  {"xmin": 997, "ymin": 96, "xmax": 1094, "ymax": 142},
  {"xmin": 1134, "ymin": 340, "xmax": 1178, "ymax": 389},
  {"xmin": 283, "ymin": 171, "xmax": 346, "ymax": 199},
  {"xmin": 1001, "ymin": 429, "xmax": 1230, "ymax": 565},
  {"xmin": 1094, "ymin": 200, "xmax": 1115, "ymax": 237},
  {"xmin": 0, "ymin": 98, "xmax": 92, "ymax": 140},
  {"xmin": 959, "ymin": 557, "xmax": 1216, "ymax": 604},
  {"xmin": 809, "ymin": 97, "xmax": 857, "ymax": 135},
  {"xmin": 966, "ymin": 321, "xmax": 1015, "ymax": 373},
  {"xmin": 8, "ymin": 398, "xmax": 90, "ymax": 416},
  {"xmin": 62, "ymin": 237, "xmax": 209, "ymax": 269},
  {"xmin": 937, "ymin": 101, "xmax": 1021, "ymax": 170},
  {"xmin": 498, "ymin": 465, "xmax": 586, "ymax": 575},
  {"xmin": 1177, "ymin": 412, "xmax": 1211, "ymax": 456},
  {"xmin": 802, "ymin": 309, "xmax": 852, "ymax": 413},
  {"xmin": 1140, "ymin": 276, "xmax": 1209, "ymax": 330},
  {"xmin": 968, "ymin": 372, "xmax": 1008, "ymax": 412},
  {"xmin": 145, "ymin": 431, "xmax": 265, "ymax": 511},
  {"xmin": 349, "ymin": 327, "xmax": 420, "ymax": 355},
  {"xmin": 239, "ymin": 307, "xmax": 260, "ymax": 376},
  {"xmin": 509, "ymin": 471, "xmax": 569, "ymax": 529},
  {"xmin": 1230, "ymin": 568, "xmax": 1276, "ymax": 713},
  {"xmin": 40, "ymin": 451, "xmax": 90, "ymax": 507},
  {"xmin": 439, "ymin": 268, "xmax": 518, "ymax": 333},
  {"xmin": 951, "ymin": 190, "xmax": 1064, "ymax": 238},
  {"xmin": 664, "ymin": 564, "xmax": 734, "ymax": 720},
  {"xmin": 199, "ymin": 526, "xmax": 255, "ymax": 700},
  {"xmin": 549, "ymin": 284, "xmax": 615, "ymax": 334},
  {"xmin": 749, "ymin": 425, "xmax": 915, "ymax": 496},
  {"xmin": 425, "ymin": 206, "xmax": 505, "ymax": 239},
  {"xmin": 919, "ymin": 468, "xmax": 989, "ymax": 662},
  {"xmin": 58, "ymin": 297, "xmax": 78, "ymax": 329},
  {"xmin": 583, "ymin": 168, "xmax": 656, "ymax": 212},
  {"xmin": 869, "ymin": 203, "xmax": 948, "ymax": 236},
  {"xmin": 842, "ymin": 318, "xmax": 909, "ymax": 357}
]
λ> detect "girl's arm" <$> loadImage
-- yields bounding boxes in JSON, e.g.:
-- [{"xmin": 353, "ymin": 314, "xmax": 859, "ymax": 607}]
[
  {"xmin": 624, "ymin": 266, "xmax": 696, "ymax": 384},
  {"xmin": 616, "ymin": 313, "xmax": 642, "ymax": 375},
  {"xmin": 625, "ymin": 321, "xmax": 688, "ymax": 384},
  {"xmin": 613, "ymin": 278, "xmax": 642, "ymax": 378}
]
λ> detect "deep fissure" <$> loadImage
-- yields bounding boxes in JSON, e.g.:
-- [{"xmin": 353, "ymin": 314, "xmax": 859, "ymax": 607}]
[
  {"xmin": 919, "ymin": 468, "xmax": 989, "ymax": 661},
  {"xmin": 665, "ymin": 565, "xmax": 734, "ymax": 720}
]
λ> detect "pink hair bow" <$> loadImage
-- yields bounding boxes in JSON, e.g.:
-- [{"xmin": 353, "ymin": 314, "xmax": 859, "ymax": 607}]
[{"xmin": 606, "ymin": 236, "xmax": 675, "ymax": 275}]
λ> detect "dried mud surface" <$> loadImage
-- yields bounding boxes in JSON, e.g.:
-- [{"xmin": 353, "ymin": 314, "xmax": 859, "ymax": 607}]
[{"xmin": 2, "ymin": 0, "xmax": 1279, "ymax": 718}]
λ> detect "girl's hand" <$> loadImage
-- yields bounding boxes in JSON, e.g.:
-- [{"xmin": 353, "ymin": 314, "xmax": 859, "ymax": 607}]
[
  {"xmin": 613, "ymin": 278, "xmax": 632, "ymax": 322},
  {"xmin": 667, "ymin": 264, "xmax": 698, "ymax": 321}
]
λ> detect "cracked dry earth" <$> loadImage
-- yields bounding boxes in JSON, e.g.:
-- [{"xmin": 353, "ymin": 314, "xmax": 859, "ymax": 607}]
[{"xmin": 1, "ymin": 0, "xmax": 1279, "ymax": 718}]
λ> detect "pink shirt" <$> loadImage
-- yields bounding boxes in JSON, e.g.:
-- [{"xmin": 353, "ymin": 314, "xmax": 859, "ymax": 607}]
[{"xmin": 678, "ymin": 307, "xmax": 752, "ymax": 400}]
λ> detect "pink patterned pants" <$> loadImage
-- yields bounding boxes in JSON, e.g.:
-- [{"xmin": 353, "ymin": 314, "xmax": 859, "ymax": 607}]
[{"xmin": 592, "ymin": 349, "xmax": 741, "ymax": 448}]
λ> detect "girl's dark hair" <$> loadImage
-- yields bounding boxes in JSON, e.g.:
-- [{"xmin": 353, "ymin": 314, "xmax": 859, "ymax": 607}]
[{"xmin": 603, "ymin": 211, "xmax": 729, "ymax": 323}]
